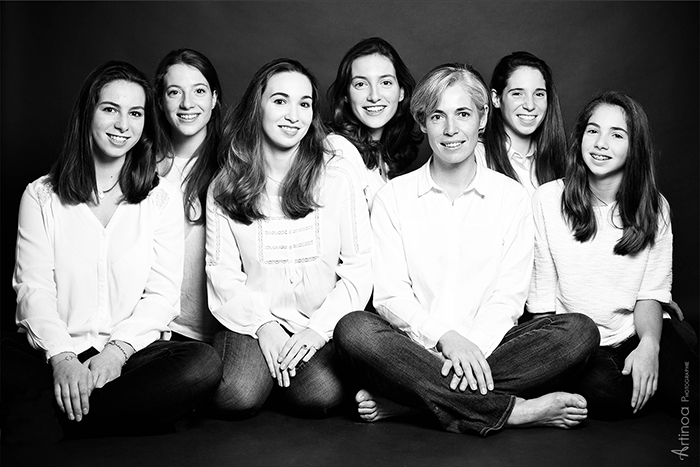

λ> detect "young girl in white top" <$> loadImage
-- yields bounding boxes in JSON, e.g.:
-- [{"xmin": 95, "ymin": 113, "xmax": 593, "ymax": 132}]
[
  {"xmin": 154, "ymin": 49, "xmax": 224, "ymax": 342},
  {"xmin": 477, "ymin": 51, "xmax": 566, "ymax": 196},
  {"xmin": 206, "ymin": 58, "xmax": 372, "ymax": 418},
  {"xmin": 2, "ymin": 61, "xmax": 222, "ymax": 444},
  {"xmin": 528, "ymin": 91, "xmax": 698, "ymax": 418},
  {"xmin": 327, "ymin": 37, "xmax": 423, "ymax": 207}
]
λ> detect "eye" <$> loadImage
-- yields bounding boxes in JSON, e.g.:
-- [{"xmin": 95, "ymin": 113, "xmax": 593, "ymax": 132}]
[
  {"xmin": 273, "ymin": 98, "xmax": 287, "ymax": 105},
  {"xmin": 194, "ymin": 87, "xmax": 208, "ymax": 96},
  {"xmin": 612, "ymin": 132, "xmax": 626, "ymax": 139},
  {"xmin": 352, "ymin": 80, "xmax": 368, "ymax": 90},
  {"xmin": 166, "ymin": 89, "xmax": 180, "ymax": 97},
  {"xmin": 300, "ymin": 101, "xmax": 312, "ymax": 109},
  {"xmin": 102, "ymin": 105, "xmax": 117, "ymax": 114},
  {"xmin": 380, "ymin": 79, "xmax": 394, "ymax": 87},
  {"xmin": 585, "ymin": 127, "xmax": 598, "ymax": 135},
  {"xmin": 535, "ymin": 91, "xmax": 547, "ymax": 98},
  {"xmin": 429, "ymin": 113, "xmax": 444, "ymax": 122},
  {"xmin": 510, "ymin": 91, "xmax": 523, "ymax": 98},
  {"xmin": 457, "ymin": 111, "xmax": 470, "ymax": 119},
  {"xmin": 130, "ymin": 110, "xmax": 144, "ymax": 118}
]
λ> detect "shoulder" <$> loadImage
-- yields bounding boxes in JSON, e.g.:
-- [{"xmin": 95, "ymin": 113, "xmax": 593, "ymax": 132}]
[
  {"xmin": 480, "ymin": 166, "xmax": 529, "ymax": 203},
  {"xmin": 147, "ymin": 176, "xmax": 179, "ymax": 211},
  {"xmin": 375, "ymin": 164, "xmax": 421, "ymax": 206},
  {"xmin": 531, "ymin": 179, "xmax": 564, "ymax": 206},
  {"xmin": 23, "ymin": 175, "xmax": 55, "ymax": 208},
  {"xmin": 325, "ymin": 134, "xmax": 366, "ymax": 174}
]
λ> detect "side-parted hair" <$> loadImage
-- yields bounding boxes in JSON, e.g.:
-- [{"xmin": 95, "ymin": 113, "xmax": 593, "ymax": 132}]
[
  {"xmin": 214, "ymin": 58, "xmax": 328, "ymax": 225},
  {"xmin": 410, "ymin": 62, "xmax": 489, "ymax": 128},
  {"xmin": 484, "ymin": 51, "xmax": 566, "ymax": 185},
  {"xmin": 154, "ymin": 48, "xmax": 224, "ymax": 224},
  {"xmin": 562, "ymin": 91, "xmax": 664, "ymax": 256},
  {"xmin": 327, "ymin": 37, "xmax": 422, "ymax": 178},
  {"xmin": 48, "ymin": 60, "xmax": 160, "ymax": 204}
]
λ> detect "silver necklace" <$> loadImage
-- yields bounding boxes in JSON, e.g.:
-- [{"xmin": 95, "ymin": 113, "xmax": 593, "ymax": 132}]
[
  {"xmin": 591, "ymin": 191, "xmax": 609, "ymax": 207},
  {"xmin": 98, "ymin": 179, "xmax": 119, "ymax": 200},
  {"xmin": 266, "ymin": 174, "xmax": 283, "ymax": 186}
]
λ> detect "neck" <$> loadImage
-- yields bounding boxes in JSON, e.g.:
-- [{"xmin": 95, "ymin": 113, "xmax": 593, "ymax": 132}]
[
  {"xmin": 369, "ymin": 127, "xmax": 383, "ymax": 141},
  {"xmin": 505, "ymin": 130, "xmax": 532, "ymax": 156},
  {"xmin": 264, "ymin": 146, "xmax": 296, "ymax": 182},
  {"xmin": 172, "ymin": 127, "xmax": 206, "ymax": 159},
  {"xmin": 93, "ymin": 156, "xmax": 125, "ymax": 186},
  {"xmin": 588, "ymin": 174, "xmax": 621, "ymax": 205},
  {"xmin": 430, "ymin": 154, "xmax": 477, "ymax": 202}
]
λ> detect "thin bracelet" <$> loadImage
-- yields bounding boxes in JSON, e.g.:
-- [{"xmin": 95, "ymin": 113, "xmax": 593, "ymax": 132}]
[
  {"xmin": 52, "ymin": 352, "xmax": 77, "ymax": 365},
  {"xmin": 106, "ymin": 340, "xmax": 129, "ymax": 365}
]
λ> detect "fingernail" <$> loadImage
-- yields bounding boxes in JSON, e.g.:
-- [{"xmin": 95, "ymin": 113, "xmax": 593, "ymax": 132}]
[{"xmin": 68, "ymin": 414, "xmax": 74, "ymax": 421}]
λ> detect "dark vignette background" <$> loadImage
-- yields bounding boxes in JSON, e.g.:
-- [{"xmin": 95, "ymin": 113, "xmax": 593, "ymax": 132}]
[{"xmin": 1, "ymin": 1, "xmax": 698, "ymax": 334}]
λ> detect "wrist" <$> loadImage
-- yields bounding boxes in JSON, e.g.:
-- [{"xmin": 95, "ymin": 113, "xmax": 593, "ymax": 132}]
[
  {"xmin": 49, "ymin": 351, "xmax": 78, "ymax": 368},
  {"xmin": 256, "ymin": 320, "xmax": 279, "ymax": 337},
  {"xmin": 106, "ymin": 340, "xmax": 132, "ymax": 365}
]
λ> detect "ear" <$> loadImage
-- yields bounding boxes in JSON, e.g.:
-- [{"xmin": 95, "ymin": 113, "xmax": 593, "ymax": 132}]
[
  {"xmin": 399, "ymin": 87, "xmax": 405, "ymax": 103},
  {"xmin": 212, "ymin": 90, "xmax": 218, "ymax": 109},
  {"xmin": 491, "ymin": 89, "xmax": 501, "ymax": 109},
  {"xmin": 419, "ymin": 122, "xmax": 427, "ymax": 134},
  {"xmin": 479, "ymin": 105, "xmax": 489, "ymax": 132}
]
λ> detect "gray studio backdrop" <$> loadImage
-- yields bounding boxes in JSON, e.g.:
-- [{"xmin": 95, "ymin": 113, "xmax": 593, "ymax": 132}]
[{"xmin": 2, "ymin": 1, "xmax": 698, "ymax": 330}]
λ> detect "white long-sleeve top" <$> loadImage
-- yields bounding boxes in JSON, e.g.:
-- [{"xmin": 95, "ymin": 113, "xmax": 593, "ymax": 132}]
[
  {"xmin": 159, "ymin": 156, "xmax": 220, "ymax": 342},
  {"xmin": 372, "ymin": 159, "xmax": 534, "ymax": 357},
  {"xmin": 527, "ymin": 180, "xmax": 673, "ymax": 347},
  {"xmin": 13, "ymin": 176, "xmax": 184, "ymax": 360},
  {"xmin": 327, "ymin": 134, "xmax": 386, "ymax": 210},
  {"xmin": 205, "ymin": 153, "xmax": 372, "ymax": 342},
  {"xmin": 475, "ymin": 141, "xmax": 538, "ymax": 196}
]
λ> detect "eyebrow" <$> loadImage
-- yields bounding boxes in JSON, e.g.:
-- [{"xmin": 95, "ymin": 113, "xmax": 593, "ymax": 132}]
[
  {"xmin": 586, "ymin": 122, "xmax": 628, "ymax": 133},
  {"xmin": 270, "ymin": 92, "xmax": 313, "ymax": 100},
  {"xmin": 99, "ymin": 100, "xmax": 145, "ymax": 111},
  {"xmin": 351, "ymin": 74, "xmax": 396, "ymax": 80},
  {"xmin": 508, "ymin": 87, "xmax": 547, "ymax": 92},
  {"xmin": 167, "ymin": 83, "xmax": 209, "ymax": 88}
]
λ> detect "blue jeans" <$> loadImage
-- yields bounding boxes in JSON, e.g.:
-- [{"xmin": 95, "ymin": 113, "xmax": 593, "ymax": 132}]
[
  {"xmin": 334, "ymin": 311, "xmax": 600, "ymax": 436},
  {"xmin": 211, "ymin": 329, "xmax": 349, "ymax": 419},
  {"xmin": 576, "ymin": 318, "xmax": 699, "ymax": 419},
  {"xmin": 1, "ymin": 332, "xmax": 223, "ymax": 444}
]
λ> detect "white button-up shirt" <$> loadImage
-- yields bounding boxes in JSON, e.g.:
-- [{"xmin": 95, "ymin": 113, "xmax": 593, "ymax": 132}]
[
  {"xmin": 371, "ymin": 159, "xmax": 533, "ymax": 357},
  {"xmin": 13, "ymin": 176, "xmax": 184, "ymax": 360},
  {"xmin": 206, "ymin": 154, "xmax": 372, "ymax": 342},
  {"xmin": 475, "ymin": 141, "xmax": 538, "ymax": 196}
]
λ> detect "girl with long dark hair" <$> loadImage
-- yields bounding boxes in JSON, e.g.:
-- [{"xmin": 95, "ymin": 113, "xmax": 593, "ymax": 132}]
[
  {"xmin": 479, "ymin": 51, "xmax": 566, "ymax": 195},
  {"xmin": 528, "ymin": 91, "xmax": 698, "ymax": 418},
  {"xmin": 327, "ymin": 37, "xmax": 422, "ymax": 206},
  {"xmin": 154, "ymin": 48, "xmax": 224, "ymax": 342},
  {"xmin": 206, "ymin": 58, "xmax": 371, "ymax": 418}
]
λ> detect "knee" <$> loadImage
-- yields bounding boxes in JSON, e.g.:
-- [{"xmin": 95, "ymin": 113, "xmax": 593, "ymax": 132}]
[
  {"xmin": 211, "ymin": 374, "xmax": 268, "ymax": 419},
  {"xmin": 559, "ymin": 313, "xmax": 601, "ymax": 352},
  {"xmin": 178, "ymin": 343, "xmax": 224, "ymax": 393},
  {"xmin": 334, "ymin": 311, "xmax": 381, "ymax": 354}
]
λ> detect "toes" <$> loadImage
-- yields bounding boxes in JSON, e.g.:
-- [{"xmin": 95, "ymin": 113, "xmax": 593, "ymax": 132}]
[{"xmin": 356, "ymin": 389, "xmax": 372, "ymax": 404}]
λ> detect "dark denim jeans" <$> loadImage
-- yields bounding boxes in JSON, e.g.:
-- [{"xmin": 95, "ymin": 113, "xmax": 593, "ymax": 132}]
[
  {"xmin": 211, "ymin": 329, "xmax": 349, "ymax": 419},
  {"xmin": 576, "ymin": 318, "xmax": 699, "ymax": 420},
  {"xmin": 334, "ymin": 311, "xmax": 600, "ymax": 436},
  {"xmin": 1, "ymin": 332, "xmax": 223, "ymax": 444}
]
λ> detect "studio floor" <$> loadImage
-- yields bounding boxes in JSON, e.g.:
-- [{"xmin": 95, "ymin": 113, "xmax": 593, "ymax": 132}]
[{"xmin": 2, "ymin": 404, "xmax": 694, "ymax": 467}]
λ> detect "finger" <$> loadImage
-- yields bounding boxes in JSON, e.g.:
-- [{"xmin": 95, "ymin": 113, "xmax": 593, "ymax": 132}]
[
  {"xmin": 281, "ymin": 367, "xmax": 291, "ymax": 388},
  {"xmin": 275, "ymin": 363, "xmax": 284, "ymax": 386},
  {"xmin": 459, "ymin": 360, "xmax": 478, "ymax": 392},
  {"xmin": 54, "ymin": 384, "xmax": 66, "ymax": 413},
  {"xmin": 481, "ymin": 359, "xmax": 494, "ymax": 391},
  {"xmin": 630, "ymin": 372, "xmax": 641, "ymax": 411},
  {"xmin": 288, "ymin": 345, "xmax": 311, "ymax": 369},
  {"xmin": 79, "ymin": 381, "xmax": 90, "ymax": 416},
  {"xmin": 261, "ymin": 350, "xmax": 277, "ymax": 379},
  {"xmin": 289, "ymin": 367, "xmax": 296, "ymax": 378},
  {"xmin": 301, "ymin": 345, "xmax": 318, "ymax": 363},
  {"xmin": 458, "ymin": 375, "xmax": 469, "ymax": 392},
  {"xmin": 621, "ymin": 358, "xmax": 632, "ymax": 376},
  {"xmin": 94, "ymin": 371, "xmax": 107, "ymax": 389},
  {"xmin": 469, "ymin": 359, "xmax": 488, "ymax": 395},
  {"xmin": 278, "ymin": 338, "xmax": 297, "ymax": 364},
  {"xmin": 61, "ymin": 384, "xmax": 76, "ymax": 421},
  {"xmin": 69, "ymin": 383, "xmax": 83, "ymax": 421},
  {"xmin": 280, "ymin": 344, "xmax": 306, "ymax": 370},
  {"xmin": 441, "ymin": 359, "xmax": 453, "ymax": 377},
  {"xmin": 450, "ymin": 372, "xmax": 461, "ymax": 391}
]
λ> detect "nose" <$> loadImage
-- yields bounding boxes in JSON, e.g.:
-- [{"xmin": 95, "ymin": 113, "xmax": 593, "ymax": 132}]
[
  {"xmin": 367, "ymin": 84, "xmax": 380, "ymax": 103},
  {"xmin": 114, "ymin": 112, "xmax": 129, "ymax": 133},
  {"xmin": 522, "ymin": 94, "xmax": 535, "ymax": 111},
  {"xmin": 285, "ymin": 105, "xmax": 299, "ymax": 123},
  {"xmin": 180, "ymin": 92, "xmax": 193, "ymax": 109},
  {"xmin": 443, "ymin": 116, "xmax": 457, "ymax": 136},
  {"xmin": 594, "ymin": 133, "xmax": 608, "ymax": 150}
]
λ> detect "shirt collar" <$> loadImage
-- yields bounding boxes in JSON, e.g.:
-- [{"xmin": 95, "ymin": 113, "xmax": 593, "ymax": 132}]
[
  {"xmin": 507, "ymin": 143, "xmax": 536, "ymax": 161},
  {"xmin": 417, "ymin": 157, "xmax": 489, "ymax": 198}
]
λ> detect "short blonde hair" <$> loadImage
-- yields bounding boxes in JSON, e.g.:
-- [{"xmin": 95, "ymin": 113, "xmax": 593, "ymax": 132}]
[{"xmin": 410, "ymin": 63, "xmax": 489, "ymax": 126}]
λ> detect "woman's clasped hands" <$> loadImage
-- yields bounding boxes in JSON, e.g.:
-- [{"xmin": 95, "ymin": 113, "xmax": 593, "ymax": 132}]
[{"xmin": 257, "ymin": 321, "xmax": 325, "ymax": 388}]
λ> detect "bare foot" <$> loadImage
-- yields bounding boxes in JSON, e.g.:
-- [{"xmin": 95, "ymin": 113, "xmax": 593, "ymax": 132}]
[
  {"xmin": 506, "ymin": 392, "xmax": 588, "ymax": 429},
  {"xmin": 355, "ymin": 389, "xmax": 413, "ymax": 422}
]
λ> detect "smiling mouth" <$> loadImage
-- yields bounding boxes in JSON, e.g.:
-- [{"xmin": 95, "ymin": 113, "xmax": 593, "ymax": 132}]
[
  {"xmin": 177, "ymin": 113, "xmax": 200, "ymax": 122},
  {"xmin": 363, "ymin": 105, "xmax": 386, "ymax": 115},
  {"xmin": 590, "ymin": 153, "xmax": 611, "ymax": 161},
  {"xmin": 441, "ymin": 141, "xmax": 464, "ymax": 149},
  {"xmin": 279, "ymin": 125, "xmax": 300, "ymax": 135},
  {"xmin": 107, "ymin": 134, "xmax": 129, "ymax": 144},
  {"xmin": 517, "ymin": 114, "xmax": 537, "ymax": 123}
]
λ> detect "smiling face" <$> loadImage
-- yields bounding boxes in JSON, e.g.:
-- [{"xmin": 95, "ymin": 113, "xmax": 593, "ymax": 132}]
[
  {"xmin": 421, "ymin": 83, "xmax": 487, "ymax": 169},
  {"xmin": 493, "ymin": 66, "xmax": 547, "ymax": 142},
  {"xmin": 347, "ymin": 53, "xmax": 404, "ymax": 140},
  {"xmin": 90, "ymin": 79, "xmax": 146, "ymax": 163},
  {"xmin": 161, "ymin": 63, "xmax": 217, "ymax": 144},
  {"xmin": 581, "ymin": 104, "xmax": 630, "ymax": 184},
  {"xmin": 261, "ymin": 71, "xmax": 313, "ymax": 156}
]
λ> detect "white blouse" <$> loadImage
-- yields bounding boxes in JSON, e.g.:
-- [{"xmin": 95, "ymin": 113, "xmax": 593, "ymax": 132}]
[
  {"xmin": 475, "ymin": 141, "xmax": 538, "ymax": 196},
  {"xmin": 527, "ymin": 180, "xmax": 673, "ymax": 347},
  {"xmin": 327, "ymin": 134, "xmax": 386, "ymax": 210},
  {"xmin": 372, "ymin": 160, "xmax": 534, "ymax": 357},
  {"xmin": 159, "ymin": 156, "xmax": 220, "ymax": 342},
  {"xmin": 205, "ymin": 153, "xmax": 372, "ymax": 342},
  {"xmin": 13, "ymin": 176, "xmax": 184, "ymax": 360}
]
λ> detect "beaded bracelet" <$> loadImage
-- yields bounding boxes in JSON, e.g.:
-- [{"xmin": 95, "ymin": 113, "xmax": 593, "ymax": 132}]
[{"xmin": 106, "ymin": 340, "xmax": 130, "ymax": 365}]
